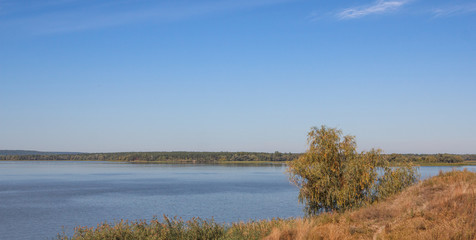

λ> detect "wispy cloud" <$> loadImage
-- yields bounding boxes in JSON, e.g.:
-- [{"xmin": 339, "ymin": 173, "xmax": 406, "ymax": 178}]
[
  {"xmin": 337, "ymin": 0, "xmax": 409, "ymax": 19},
  {"xmin": 0, "ymin": 0, "xmax": 294, "ymax": 34},
  {"xmin": 307, "ymin": 11, "xmax": 323, "ymax": 22},
  {"xmin": 432, "ymin": 3, "xmax": 476, "ymax": 18}
]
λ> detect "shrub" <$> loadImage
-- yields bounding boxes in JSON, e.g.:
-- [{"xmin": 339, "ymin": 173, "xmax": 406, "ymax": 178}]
[{"xmin": 287, "ymin": 126, "xmax": 418, "ymax": 215}]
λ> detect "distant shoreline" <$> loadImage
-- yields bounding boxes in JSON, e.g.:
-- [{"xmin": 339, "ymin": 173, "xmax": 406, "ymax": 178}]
[
  {"xmin": 410, "ymin": 161, "xmax": 476, "ymax": 166},
  {"xmin": 1, "ymin": 159, "xmax": 476, "ymax": 167},
  {"xmin": 1, "ymin": 151, "xmax": 475, "ymax": 166}
]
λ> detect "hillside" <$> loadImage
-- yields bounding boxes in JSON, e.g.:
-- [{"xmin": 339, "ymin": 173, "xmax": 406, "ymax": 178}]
[{"xmin": 266, "ymin": 169, "xmax": 476, "ymax": 240}]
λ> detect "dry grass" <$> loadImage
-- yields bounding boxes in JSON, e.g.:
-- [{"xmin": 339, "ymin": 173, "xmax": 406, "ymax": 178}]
[{"xmin": 264, "ymin": 170, "xmax": 476, "ymax": 240}]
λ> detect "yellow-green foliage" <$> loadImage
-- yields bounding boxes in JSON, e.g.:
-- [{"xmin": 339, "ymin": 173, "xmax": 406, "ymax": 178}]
[
  {"xmin": 287, "ymin": 126, "xmax": 419, "ymax": 215},
  {"xmin": 56, "ymin": 216, "xmax": 291, "ymax": 240}
]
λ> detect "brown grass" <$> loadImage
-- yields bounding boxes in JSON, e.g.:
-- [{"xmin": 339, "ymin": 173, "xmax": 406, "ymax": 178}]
[{"xmin": 264, "ymin": 170, "xmax": 476, "ymax": 240}]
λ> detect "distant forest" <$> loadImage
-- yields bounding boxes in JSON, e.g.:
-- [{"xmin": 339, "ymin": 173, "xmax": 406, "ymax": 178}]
[
  {"xmin": 0, "ymin": 150, "xmax": 82, "ymax": 156},
  {"xmin": 383, "ymin": 153, "xmax": 476, "ymax": 164},
  {"xmin": 0, "ymin": 151, "xmax": 297, "ymax": 163},
  {"xmin": 0, "ymin": 150, "xmax": 475, "ymax": 164}
]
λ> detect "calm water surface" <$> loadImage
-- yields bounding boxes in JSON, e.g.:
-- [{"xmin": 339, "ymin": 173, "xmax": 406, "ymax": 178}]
[{"xmin": 0, "ymin": 161, "xmax": 474, "ymax": 240}]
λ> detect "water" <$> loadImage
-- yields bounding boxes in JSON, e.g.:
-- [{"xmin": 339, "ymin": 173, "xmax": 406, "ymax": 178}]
[
  {"xmin": 0, "ymin": 161, "xmax": 474, "ymax": 240},
  {"xmin": 0, "ymin": 161, "xmax": 301, "ymax": 240},
  {"xmin": 418, "ymin": 165, "xmax": 476, "ymax": 179}
]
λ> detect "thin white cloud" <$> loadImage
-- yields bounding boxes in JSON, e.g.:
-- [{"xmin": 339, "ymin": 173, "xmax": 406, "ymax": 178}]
[
  {"xmin": 337, "ymin": 0, "xmax": 408, "ymax": 19},
  {"xmin": 432, "ymin": 3, "xmax": 476, "ymax": 17},
  {"xmin": 307, "ymin": 11, "xmax": 322, "ymax": 22}
]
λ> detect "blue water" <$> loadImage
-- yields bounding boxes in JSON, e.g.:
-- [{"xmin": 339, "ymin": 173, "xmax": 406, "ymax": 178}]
[
  {"xmin": 418, "ymin": 165, "xmax": 476, "ymax": 179},
  {"xmin": 0, "ymin": 161, "xmax": 474, "ymax": 240}
]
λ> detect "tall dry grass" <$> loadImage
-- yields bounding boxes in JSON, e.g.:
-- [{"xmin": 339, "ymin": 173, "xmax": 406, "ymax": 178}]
[
  {"xmin": 56, "ymin": 216, "xmax": 293, "ymax": 240},
  {"xmin": 264, "ymin": 169, "xmax": 476, "ymax": 240}
]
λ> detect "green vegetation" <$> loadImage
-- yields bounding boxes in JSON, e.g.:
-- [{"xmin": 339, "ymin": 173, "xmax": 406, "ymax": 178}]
[
  {"xmin": 56, "ymin": 216, "xmax": 291, "ymax": 240},
  {"xmin": 385, "ymin": 153, "xmax": 466, "ymax": 164},
  {"xmin": 0, "ymin": 151, "xmax": 298, "ymax": 163},
  {"xmin": 1, "ymin": 150, "xmax": 474, "ymax": 165},
  {"xmin": 410, "ymin": 161, "xmax": 476, "ymax": 167},
  {"xmin": 57, "ymin": 170, "xmax": 476, "ymax": 240},
  {"xmin": 0, "ymin": 150, "xmax": 81, "ymax": 156},
  {"xmin": 287, "ymin": 126, "xmax": 418, "ymax": 215}
]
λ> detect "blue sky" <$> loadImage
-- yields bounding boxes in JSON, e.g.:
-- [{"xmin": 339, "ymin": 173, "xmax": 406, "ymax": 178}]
[{"xmin": 0, "ymin": 0, "xmax": 475, "ymax": 153}]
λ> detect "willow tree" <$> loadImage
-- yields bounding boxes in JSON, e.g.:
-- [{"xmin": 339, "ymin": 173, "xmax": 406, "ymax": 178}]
[{"xmin": 288, "ymin": 126, "xmax": 418, "ymax": 215}]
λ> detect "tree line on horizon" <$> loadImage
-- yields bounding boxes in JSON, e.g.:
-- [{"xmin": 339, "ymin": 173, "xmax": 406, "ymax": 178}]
[
  {"xmin": 0, "ymin": 151, "xmax": 297, "ymax": 162},
  {"xmin": 383, "ymin": 153, "xmax": 473, "ymax": 163},
  {"xmin": 0, "ymin": 150, "xmax": 474, "ymax": 163}
]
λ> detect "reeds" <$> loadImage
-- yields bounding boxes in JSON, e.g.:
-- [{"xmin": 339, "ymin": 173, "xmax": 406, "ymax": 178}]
[{"xmin": 56, "ymin": 216, "xmax": 291, "ymax": 240}]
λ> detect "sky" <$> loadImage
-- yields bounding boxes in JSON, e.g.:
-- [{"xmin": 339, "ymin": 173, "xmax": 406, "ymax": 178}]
[{"xmin": 0, "ymin": 0, "xmax": 475, "ymax": 154}]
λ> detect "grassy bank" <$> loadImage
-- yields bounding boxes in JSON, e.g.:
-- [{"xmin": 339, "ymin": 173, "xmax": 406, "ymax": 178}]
[
  {"xmin": 390, "ymin": 161, "xmax": 476, "ymax": 167},
  {"xmin": 265, "ymin": 169, "xmax": 476, "ymax": 239},
  {"xmin": 57, "ymin": 170, "xmax": 475, "ymax": 240},
  {"xmin": 395, "ymin": 161, "xmax": 476, "ymax": 167},
  {"xmin": 56, "ymin": 217, "xmax": 292, "ymax": 240}
]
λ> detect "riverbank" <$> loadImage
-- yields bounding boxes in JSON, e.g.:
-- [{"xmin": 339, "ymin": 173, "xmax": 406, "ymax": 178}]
[
  {"xmin": 2, "ymin": 151, "xmax": 475, "ymax": 166},
  {"xmin": 412, "ymin": 160, "xmax": 476, "ymax": 166},
  {"xmin": 265, "ymin": 169, "xmax": 476, "ymax": 239},
  {"xmin": 57, "ymin": 170, "xmax": 475, "ymax": 240},
  {"xmin": 2, "ymin": 159, "xmax": 476, "ymax": 166}
]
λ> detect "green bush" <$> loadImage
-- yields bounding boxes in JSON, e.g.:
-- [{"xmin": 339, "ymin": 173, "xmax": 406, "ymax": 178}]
[{"xmin": 287, "ymin": 126, "xmax": 419, "ymax": 215}]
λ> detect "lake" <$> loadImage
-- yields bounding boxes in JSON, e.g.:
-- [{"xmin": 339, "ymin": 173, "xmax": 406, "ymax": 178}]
[{"xmin": 0, "ymin": 161, "xmax": 474, "ymax": 240}]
